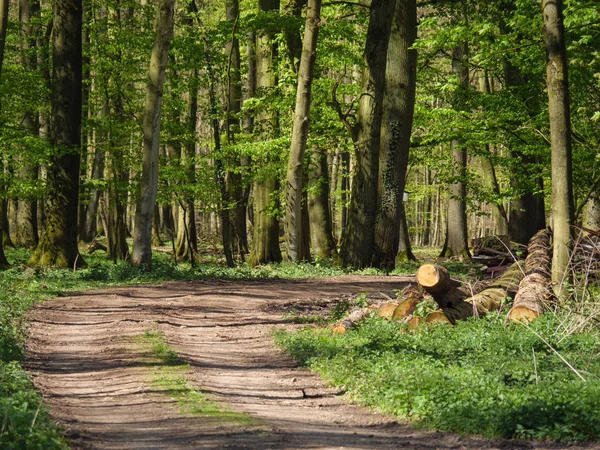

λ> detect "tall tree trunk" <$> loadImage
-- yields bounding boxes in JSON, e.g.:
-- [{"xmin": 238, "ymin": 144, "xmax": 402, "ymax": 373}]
[
  {"xmin": 442, "ymin": 42, "xmax": 471, "ymax": 260},
  {"xmin": 132, "ymin": 0, "xmax": 175, "ymax": 268},
  {"xmin": 16, "ymin": 0, "xmax": 40, "ymax": 249},
  {"xmin": 0, "ymin": 0, "xmax": 10, "ymax": 265},
  {"xmin": 543, "ymin": 0, "xmax": 573, "ymax": 291},
  {"xmin": 248, "ymin": 0, "xmax": 282, "ymax": 267},
  {"xmin": 340, "ymin": 0, "xmax": 396, "ymax": 269},
  {"xmin": 29, "ymin": 0, "xmax": 83, "ymax": 268},
  {"xmin": 285, "ymin": 0, "xmax": 321, "ymax": 261},
  {"xmin": 308, "ymin": 148, "xmax": 336, "ymax": 259},
  {"xmin": 374, "ymin": 0, "xmax": 417, "ymax": 268},
  {"xmin": 225, "ymin": 0, "xmax": 248, "ymax": 260}
]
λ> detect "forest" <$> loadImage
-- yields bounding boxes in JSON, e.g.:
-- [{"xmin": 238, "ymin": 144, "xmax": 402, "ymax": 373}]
[
  {"xmin": 0, "ymin": 0, "xmax": 596, "ymax": 275},
  {"xmin": 0, "ymin": 0, "xmax": 600, "ymax": 448}
]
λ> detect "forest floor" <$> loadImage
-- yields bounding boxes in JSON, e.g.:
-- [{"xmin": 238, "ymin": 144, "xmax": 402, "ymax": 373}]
[{"xmin": 24, "ymin": 275, "xmax": 597, "ymax": 450}]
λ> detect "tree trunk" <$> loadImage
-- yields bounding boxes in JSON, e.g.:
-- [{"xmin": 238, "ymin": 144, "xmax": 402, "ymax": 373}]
[
  {"xmin": 225, "ymin": 0, "xmax": 248, "ymax": 260},
  {"xmin": 285, "ymin": 0, "xmax": 321, "ymax": 262},
  {"xmin": 374, "ymin": 0, "xmax": 417, "ymax": 269},
  {"xmin": 396, "ymin": 201, "xmax": 415, "ymax": 263},
  {"xmin": 80, "ymin": 142, "xmax": 104, "ymax": 243},
  {"xmin": 16, "ymin": 0, "xmax": 40, "ymax": 249},
  {"xmin": 29, "ymin": 0, "xmax": 83, "ymax": 268},
  {"xmin": 249, "ymin": 0, "xmax": 282, "ymax": 267},
  {"xmin": 340, "ymin": 0, "xmax": 395, "ymax": 269},
  {"xmin": 442, "ymin": 42, "xmax": 471, "ymax": 260},
  {"xmin": 543, "ymin": 0, "xmax": 574, "ymax": 292},
  {"xmin": 508, "ymin": 228, "xmax": 552, "ymax": 322},
  {"xmin": 308, "ymin": 148, "xmax": 336, "ymax": 259},
  {"xmin": 0, "ymin": 0, "xmax": 10, "ymax": 265},
  {"xmin": 132, "ymin": 0, "xmax": 175, "ymax": 268}
]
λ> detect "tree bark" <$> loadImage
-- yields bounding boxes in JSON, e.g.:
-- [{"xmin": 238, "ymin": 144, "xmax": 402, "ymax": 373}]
[
  {"xmin": 29, "ymin": 0, "xmax": 83, "ymax": 268},
  {"xmin": 225, "ymin": 0, "xmax": 248, "ymax": 260},
  {"xmin": 373, "ymin": 0, "xmax": 417, "ymax": 269},
  {"xmin": 16, "ymin": 0, "xmax": 40, "ymax": 249},
  {"xmin": 442, "ymin": 42, "xmax": 471, "ymax": 260},
  {"xmin": 248, "ymin": 0, "xmax": 282, "ymax": 267},
  {"xmin": 340, "ymin": 0, "xmax": 396, "ymax": 269},
  {"xmin": 132, "ymin": 0, "xmax": 175, "ymax": 268},
  {"xmin": 308, "ymin": 148, "xmax": 336, "ymax": 259},
  {"xmin": 543, "ymin": 0, "xmax": 574, "ymax": 292},
  {"xmin": 285, "ymin": 0, "xmax": 321, "ymax": 262}
]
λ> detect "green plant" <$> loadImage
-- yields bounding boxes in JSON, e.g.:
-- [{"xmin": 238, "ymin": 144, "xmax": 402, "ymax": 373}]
[{"xmin": 275, "ymin": 313, "xmax": 600, "ymax": 442}]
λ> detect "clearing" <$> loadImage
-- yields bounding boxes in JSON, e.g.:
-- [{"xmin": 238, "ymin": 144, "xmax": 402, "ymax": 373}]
[{"xmin": 25, "ymin": 275, "xmax": 597, "ymax": 449}]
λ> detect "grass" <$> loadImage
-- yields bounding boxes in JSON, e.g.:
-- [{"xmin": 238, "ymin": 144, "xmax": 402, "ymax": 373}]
[
  {"xmin": 135, "ymin": 329, "xmax": 259, "ymax": 426},
  {"xmin": 274, "ymin": 311, "xmax": 600, "ymax": 442}
]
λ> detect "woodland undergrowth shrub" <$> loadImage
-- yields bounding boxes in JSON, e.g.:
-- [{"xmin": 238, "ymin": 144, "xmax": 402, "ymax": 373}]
[{"xmin": 274, "ymin": 313, "xmax": 600, "ymax": 442}]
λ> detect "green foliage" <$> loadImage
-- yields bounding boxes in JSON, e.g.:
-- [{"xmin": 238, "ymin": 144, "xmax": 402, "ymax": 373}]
[
  {"xmin": 0, "ymin": 362, "xmax": 68, "ymax": 449},
  {"xmin": 275, "ymin": 314, "xmax": 600, "ymax": 442}
]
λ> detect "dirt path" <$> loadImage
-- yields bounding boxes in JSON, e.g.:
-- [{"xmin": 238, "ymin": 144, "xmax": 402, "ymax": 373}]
[{"xmin": 25, "ymin": 275, "xmax": 596, "ymax": 449}]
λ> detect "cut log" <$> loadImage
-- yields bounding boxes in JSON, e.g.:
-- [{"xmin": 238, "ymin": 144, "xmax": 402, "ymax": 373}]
[
  {"xmin": 331, "ymin": 306, "xmax": 376, "ymax": 334},
  {"xmin": 376, "ymin": 302, "xmax": 400, "ymax": 319},
  {"xmin": 507, "ymin": 228, "xmax": 553, "ymax": 322},
  {"xmin": 441, "ymin": 262, "xmax": 524, "ymax": 323},
  {"xmin": 392, "ymin": 294, "xmax": 422, "ymax": 320},
  {"xmin": 416, "ymin": 263, "xmax": 489, "ymax": 309},
  {"xmin": 416, "ymin": 264, "xmax": 457, "ymax": 298},
  {"xmin": 425, "ymin": 310, "xmax": 452, "ymax": 325}
]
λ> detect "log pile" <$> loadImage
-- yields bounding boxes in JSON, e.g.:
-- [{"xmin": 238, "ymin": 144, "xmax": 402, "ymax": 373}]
[
  {"xmin": 331, "ymin": 228, "xmax": 559, "ymax": 333},
  {"xmin": 416, "ymin": 262, "xmax": 523, "ymax": 323},
  {"xmin": 507, "ymin": 228, "xmax": 553, "ymax": 322},
  {"xmin": 471, "ymin": 235, "xmax": 520, "ymax": 268},
  {"xmin": 331, "ymin": 288, "xmax": 423, "ymax": 334}
]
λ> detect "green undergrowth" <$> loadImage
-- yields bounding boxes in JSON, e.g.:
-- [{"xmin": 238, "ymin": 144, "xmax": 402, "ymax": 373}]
[
  {"xmin": 0, "ymin": 361, "xmax": 68, "ymax": 449},
  {"xmin": 0, "ymin": 245, "xmax": 471, "ymax": 448},
  {"xmin": 135, "ymin": 329, "xmax": 258, "ymax": 425},
  {"xmin": 274, "ymin": 313, "xmax": 600, "ymax": 443}
]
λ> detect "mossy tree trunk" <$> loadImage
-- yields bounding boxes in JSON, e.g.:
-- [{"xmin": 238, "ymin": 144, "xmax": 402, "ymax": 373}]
[
  {"xmin": 284, "ymin": 0, "xmax": 321, "ymax": 262},
  {"xmin": 374, "ymin": 0, "xmax": 417, "ymax": 269},
  {"xmin": 543, "ymin": 0, "xmax": 574, "ymax": 292},
  {"xmin": 308, "ymin": 148, "xmax": 336, "ymax": 259},
  {"xmin": 132, "ymin": 0, "xmax": 175, "ymax": 268},
  {"xmin": 340, "ymin": 0, "xmax": 395, "ymax": 269},
  {"xmin": 29, "ymin": 0, "xmax": 83, "ymax": 269}
]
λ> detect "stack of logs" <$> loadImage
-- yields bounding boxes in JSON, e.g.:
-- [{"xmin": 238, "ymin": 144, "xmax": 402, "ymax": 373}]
[{"xmin": 332, "ymin": 228, "xmax": 554, "ymax": 334}]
